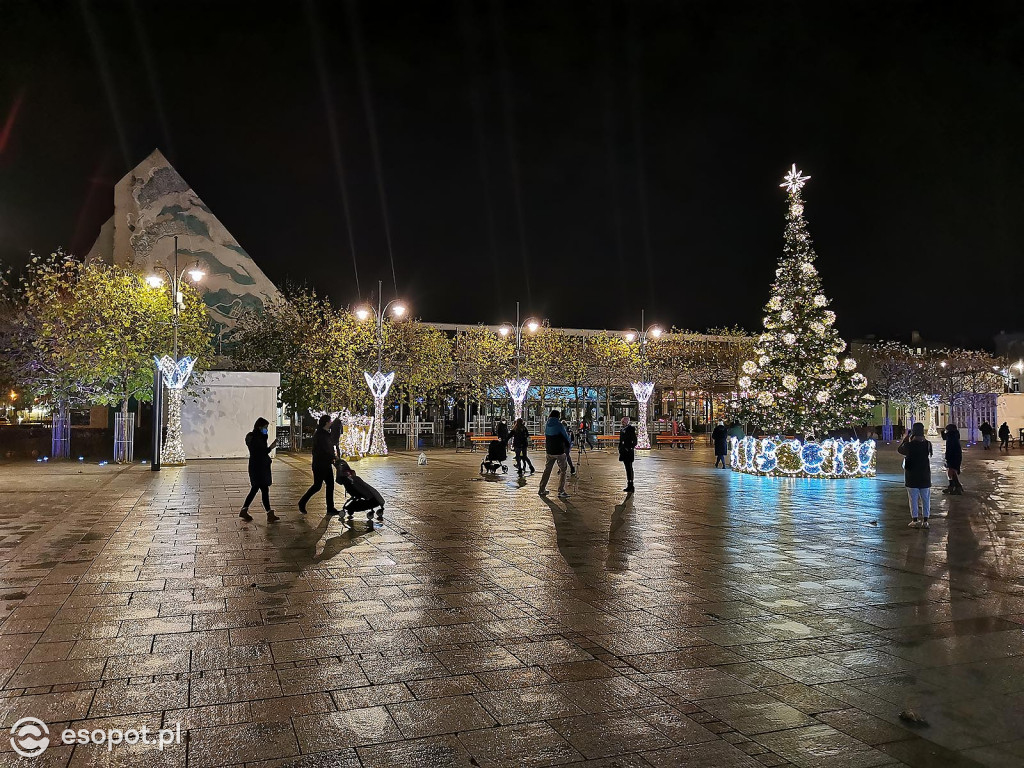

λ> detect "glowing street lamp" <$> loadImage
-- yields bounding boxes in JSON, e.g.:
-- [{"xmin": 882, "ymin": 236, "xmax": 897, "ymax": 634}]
[
  {"xmin": 147, "ymin": 236, "xmax": 205, "ymax": 468},
  {"xmin": 500, "ymin": 302, "xmax": 541, "ymax": 422},
  {"xmin": 624, "ymin": 310, "xmax": 663, "ymax": 449},
  {"xmin": 356, "ymin": 280, "xmax": 407, "ymax": 455}
]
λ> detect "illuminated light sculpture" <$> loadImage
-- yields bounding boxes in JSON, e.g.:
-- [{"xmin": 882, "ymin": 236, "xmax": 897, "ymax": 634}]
[
  {"xmin": 734, "ymin": 164, "xmax": 874, "ymax": 479},
  {"xmin": 364, "ymin": 370, "xmax": 395, "ymax": 456},
  {"xmin": 341, "ymin": 410, "xmax": 373, "ymax": 458},
  {"xmin": 506, "ymin": 378, "xmax": 531, "ymax": 423},
  {"xmin": 631, "ymin": 381, "xmax": 655, "ymax": 450},
  {"xmin": 154, "ymin": 355, "xmax": 197, "ymax": 466},
  {"xmin": 730, "ymin": 436, "xmax": 875, "ymax": 479}
]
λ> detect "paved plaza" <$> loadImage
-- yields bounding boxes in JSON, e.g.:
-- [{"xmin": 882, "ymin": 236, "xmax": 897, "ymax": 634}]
[{"xmin": 0, "ymin": 442, "xmax": 1022, "ymax": 767}]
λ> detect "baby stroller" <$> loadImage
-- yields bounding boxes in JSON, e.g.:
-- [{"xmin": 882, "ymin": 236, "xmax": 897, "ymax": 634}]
[
  {"xmin": 335, "ymin": 460, "xmax": 386, "ymax": 527},
  {"xmin": 480, "ymin": 439, "xmax": 509, "ymax": 475}
]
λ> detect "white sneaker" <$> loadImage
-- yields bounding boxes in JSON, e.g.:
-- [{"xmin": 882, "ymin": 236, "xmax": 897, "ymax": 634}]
[
  {"xmin": 538, "ymin": 489, "xmax": 549, "ymax": 496},
  {"xmin": 558, "ymin": 491, "xmax": 570, "ymax": 499},
  {"xmin": 908, "ymin": 519, "xmax": 920, "ymax": 528},
  {"xmin": 922, "ymin": 519, "xmax": 930, "ymax": 529}
]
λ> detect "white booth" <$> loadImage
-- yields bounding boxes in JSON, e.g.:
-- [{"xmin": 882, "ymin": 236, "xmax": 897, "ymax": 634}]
[{"xmin": 182, "ymin": 371, "xmax": 280, "ymax": 459}]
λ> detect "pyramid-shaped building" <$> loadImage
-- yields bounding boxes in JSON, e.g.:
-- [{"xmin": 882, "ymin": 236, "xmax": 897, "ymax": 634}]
[{"xmin": 86, "ymin": 149, "xmax": 281, "ymax": 331}]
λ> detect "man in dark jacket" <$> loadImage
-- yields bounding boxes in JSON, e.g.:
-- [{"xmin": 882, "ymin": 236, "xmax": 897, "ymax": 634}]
[
  {"xmin": 299, "ymin": 415, "xmax": 342, "ymax": 514},
  {"xmin": 619, "ymin": 416, "xmax": 638, "ymax": 493},
  {"xmin": 538, "ymin": 410, "xmax": 571, "ymax": 498},
  {"xmin": 711, "ymin": 421, "xmax": 728, "ymax": 468},
  {"xmin": 998, "ymin": 422, "xmax": 1011, "ymax": 452}
]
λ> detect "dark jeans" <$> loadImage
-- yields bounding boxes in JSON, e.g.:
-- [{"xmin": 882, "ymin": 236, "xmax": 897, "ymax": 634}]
[
  {"xmin": 715, "ymin": 453, "xmax": 726, "ymax": 468},
  {"xmin": 243, "ymin": 483, "xmax": 271, "ymax": 511},
  {"xmin": 299, "ymin": 465, "xmax": 335, "ymax": 510},
  {"xmin": 515, "ymin": 448, "xmax": 534, "ymax": 473},
  {"xmin": 624, "ymin": 460, "xmax": 634, "ymax": 487}
]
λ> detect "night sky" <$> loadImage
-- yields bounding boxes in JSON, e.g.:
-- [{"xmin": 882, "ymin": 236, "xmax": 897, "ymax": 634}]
[{"xmin": 1, "ymin": 1, "xmax": 1022, "ymax": 347}]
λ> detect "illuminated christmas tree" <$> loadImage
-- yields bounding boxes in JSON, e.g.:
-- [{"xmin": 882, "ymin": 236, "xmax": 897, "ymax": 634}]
[{"xmin": 738, "ymin": 165, "xmax": 873, "ymax": 438}]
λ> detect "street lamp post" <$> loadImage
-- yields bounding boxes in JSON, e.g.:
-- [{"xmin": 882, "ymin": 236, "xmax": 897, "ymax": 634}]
[
  {"xmin": 498, "ymin": 302, "xmax": 540, "ymax": 423},
  {"xmin": 147, "ymin": 236, "xmax": 205, "ymax": 467},
  {"xmin": 356, "ymin": 280, "xmax": 407, "ymax": 456},
  {"xmin": 624, "ymin": 310, "xmax": 662, "ymax": 450}
]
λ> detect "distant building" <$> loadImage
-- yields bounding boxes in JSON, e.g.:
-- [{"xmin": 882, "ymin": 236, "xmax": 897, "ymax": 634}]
[{"xmin": 85, "ymin": 149, "xmax": 281, "ymax": 338}]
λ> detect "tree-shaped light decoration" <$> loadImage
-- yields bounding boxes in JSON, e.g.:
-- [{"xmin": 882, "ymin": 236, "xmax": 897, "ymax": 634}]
[
  {"xmin": 631, "ymin": 381, "xmax": 655, "ymax": 449},
  {"xmin": 733, "ymin": 165, "xmax": 874, "ymax": 478},
  {"xmin": 506, "ymin": 378, "xmax": 531, "ymax": 423},
  {"xmin": 364, "ymin": 370, "xmax": 394, "ymax": 456},
  {"xmin": 155, "ymin": 355, "xmax": 197, "ymax": 465}
]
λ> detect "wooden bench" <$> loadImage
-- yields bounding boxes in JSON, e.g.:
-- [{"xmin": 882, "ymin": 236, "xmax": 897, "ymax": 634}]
[{"xmin": 656, "ymin": 434, "xmax": 695, "ymax": 449}]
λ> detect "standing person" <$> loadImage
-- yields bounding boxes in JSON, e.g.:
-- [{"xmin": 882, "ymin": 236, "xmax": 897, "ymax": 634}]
[
  {"xmin": 979, "ymin": 421, "xmax": 993, "ymax": 450},
  {"xmin": 511, "ymin": 418, "xmax": 535, "ymax": 475},
  {"xmin": 998, "ymin": 421, "xmax": 1011, "ymax": 452},
  {"xmin": 561, "ymin": 419, "xmax": 577, "ymax": 476},
  {"xmin": 240, "ymin": 418, "xmax": 278, "ymax": 522},
  {"xmin": 330, "ymin": 414, "xmax": 343, "ymax": 456},
  {"xmin": 898, "ymin": 422, "xmax": 933, "ymax": 528},
  {"xmin": 495, "ymin": 418, "xmax": 510, "ymax": 447},
  {"xmin": 711, "ymin": 421, "xmax": 728, "ymax": 468},
  {"xmin": 538, "ymin": 410, "xmax": 571, "ymax": 499},
  {"xmin": 940, "ymin": 423, "xmax": 964, "ymax": 495},
  {"xmin": 299, "ymin": 415, "xmax": 342, "ymax": 515},
  {"xmin": 619, "ymin": 416, "xmax": 638, "ymax": 493}
]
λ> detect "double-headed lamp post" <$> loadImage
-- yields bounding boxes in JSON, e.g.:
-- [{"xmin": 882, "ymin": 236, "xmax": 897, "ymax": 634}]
[
  {"xmin": 624, "ymin": 312, "xmax": 662, "ymax": 450},
  {"xmin": 146, "ymin": 236, "xmax": 205, "ymax": 467},
  {"xmin": 499, "ymin": 302, "xmax": 540, "ymax": 423},
  {"xmin": 355, "ymin": 280, "xmax": 407, "ymax": 456}
]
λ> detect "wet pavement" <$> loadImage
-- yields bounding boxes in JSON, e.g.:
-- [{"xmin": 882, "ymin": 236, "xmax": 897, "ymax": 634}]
[{"xmin": 0, "ymin": 441, "xmax": 1022, "ymax": 767}]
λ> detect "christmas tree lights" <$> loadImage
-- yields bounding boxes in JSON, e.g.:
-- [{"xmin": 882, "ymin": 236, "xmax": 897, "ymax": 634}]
[{"xmin": 734, "ymin": 166, "xmax": 873, "ymax": 478}]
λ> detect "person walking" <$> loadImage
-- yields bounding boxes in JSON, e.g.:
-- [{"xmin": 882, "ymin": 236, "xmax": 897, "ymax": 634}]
[
  {"xmin": 299, "ymin": 415, "xmax": 342, "ymax": 515},
  {"xmin": 538, "ymin": 410, "xmax": 571, "ymax": 499},
  {"xmin": 240, "ymin": 417, "xmax": 278, "ymax": 522},
  {"xmin": 979, "ymin": 421, "xmax": 993, "ymax": 450},
  {"xmin": 511, "ymin": 418, "xmax": 535, "ymax": 475},
  {"xmin": 898, "ymin": 422, "xmax": 933, "ymax": 528},
  {"xmin": 998, "ymin": 421, "xmax": 1011, "ymax": 452},
  {"xmin": 495, "ymin": 418, "xmax": 510, "ymax": 447},
  {"xmin": 711, "ymin": 420, "xmax": 728, "ymax": 468},
  {"xmin": 330, "ymin": 414, "xmax": 343, "ymax": 456},
  {"xmin": 619, "ymin": 416, "xmax": 638, "ymax": 493},
  {"xmin": 940, "ymin": 423, "xmax": 964, "ymax": 495}
]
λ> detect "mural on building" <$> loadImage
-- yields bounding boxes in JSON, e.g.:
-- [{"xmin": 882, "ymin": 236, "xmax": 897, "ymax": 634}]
[{"xmin": 86, "ymin": 149, "xmax": 281, "ymax": 332}]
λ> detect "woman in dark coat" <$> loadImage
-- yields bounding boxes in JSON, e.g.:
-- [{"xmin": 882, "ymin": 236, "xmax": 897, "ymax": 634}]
[
  {"xmin": 511, "ymin": 418, "xmax": 534, "ymax": 475},
  {"xmin": 711, "ymin": 421, "xmax": 728, "ymax": 468},
  {"xmin": 619, "ymin": 417, "xmax": 638, "ymax": 493},
  {"xmin": 241, "ymin": 417, "xmax": 278, "ymax": 521},
  {"xmin": 940, "ymin": 423, "xmax": 963, "ymax": 495},
  {"xmin": 898, "ymin": 422, "xmax": 933, "ymax": 527}
]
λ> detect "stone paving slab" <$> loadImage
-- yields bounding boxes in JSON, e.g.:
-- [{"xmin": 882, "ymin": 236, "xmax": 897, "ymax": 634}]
[{"xmin": 0, "ymin": 442, "xmax": 1022, "ymax": 766}]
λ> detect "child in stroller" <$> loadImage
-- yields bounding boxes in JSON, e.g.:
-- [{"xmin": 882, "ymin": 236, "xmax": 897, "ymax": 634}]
[
  {"xmin": 480, "ymin": 439, "xmax": 509, "ymax": 474},
  {"xmin": 335, "ymin": 460, "xmax": 386, "ymax": 526}
]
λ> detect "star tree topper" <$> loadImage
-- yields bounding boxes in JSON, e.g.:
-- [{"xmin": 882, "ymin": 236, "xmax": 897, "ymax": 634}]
[{"xmin": 780, "ymin": 164, "xmax": 811, "ymax": 194}]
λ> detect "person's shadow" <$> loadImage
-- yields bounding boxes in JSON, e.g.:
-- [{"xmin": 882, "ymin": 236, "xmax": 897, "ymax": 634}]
[
  {"xmin": 266, "ymin": 513, "xmax": 373, "ymax": 574},
  {"xmin": 541, "ymin": 495, "xmax": 593, "ymax": 572},
  {"xmin": 606, "ymin": 495, "xmax": 638, "ymax": 573}
]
